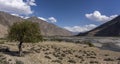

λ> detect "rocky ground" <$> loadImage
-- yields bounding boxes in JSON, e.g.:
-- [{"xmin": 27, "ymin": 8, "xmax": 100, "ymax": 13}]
[{"xmin": 0, "ymin": 41, "xmax": 120, "ymax": 64}]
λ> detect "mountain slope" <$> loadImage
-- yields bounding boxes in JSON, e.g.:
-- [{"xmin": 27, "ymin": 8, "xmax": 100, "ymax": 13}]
[
  {"xmin": 27, "ymin": 17, "xmax": 72, "ymax": 36},
  {"xmin": 0, "ymin": 11, "xmax": 23, "ymax": 26},
  {"xmin": 0, "ymin": 11, "xmax": 23, "ymax": 38},
  {"xmin": 0, "ymin": 11, "xmax": 72, "ymax": 37},
  {"xmin": 78, "ymin": 15, "xmax": 120, "ymax": 36}
]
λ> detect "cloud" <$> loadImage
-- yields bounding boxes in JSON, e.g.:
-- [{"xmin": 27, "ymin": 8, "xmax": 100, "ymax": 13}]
[
  {"xmin": 48, "ymin": 17, "xmax": 57, "ymax": 23},
  {"xmin": 11, "ymin": 13, "xmax": 31, "ymax": 19},
  {"xmin": 0, "ymin": 0, "xmax": 36, "ymax": 15},
  {"xmin": 26, "ymin": 0, "xmax": 36, "ymax": 6},
  {"xmin": 11, "ymin": 14, "xmax": 20, "ymax": 17},
  {"xmin": 38, "ymin": 17, "xmax": 48, "ymax": 21},
  {"xmin": 37, "ymin": 17, "xmax": 57, "ymax": 23},
  {"xmin": 11, "ymin": 13, "xmax": 24, "ymax": 18},
  {"xmin": 10, "ymin": 13, "xmax": 57, "ymax": 23},
  {"xmin": 85, "ymin": 11, "xmax": 118, "ymax": 22},
  {"xmin": 64, "ymin": 24, "xmax": 97, "ymax": 32},
  {"xmin": 24, "ymin": 16, "xmax": 30, "ymax": 19}
]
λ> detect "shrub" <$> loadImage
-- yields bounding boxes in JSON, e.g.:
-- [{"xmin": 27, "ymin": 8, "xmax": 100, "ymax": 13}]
[
  {"xmin": 84, "ymin": 41, "xmax": 94, "ymax": 47},
  {"xmin": 0, "ymin": 41, "xmax": 5, "ymax": 44},
  {"xmin": 16, "ymin": 60, "xmax": 24, "ymax": 64}
]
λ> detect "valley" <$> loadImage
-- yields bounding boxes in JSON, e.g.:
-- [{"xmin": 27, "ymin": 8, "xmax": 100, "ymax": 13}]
[
  {"xmin": 44, "ymin": 36, "xmax": 120, "ymax": 52},
  {"xmin": 0, "ymin": 41, "xmax": 120, "ymax": 64}
]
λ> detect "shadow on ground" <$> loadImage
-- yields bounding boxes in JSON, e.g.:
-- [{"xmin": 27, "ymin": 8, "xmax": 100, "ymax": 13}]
[{"xmin": 0, "ymin": 46, "xmax": 30, "ymax": 57}]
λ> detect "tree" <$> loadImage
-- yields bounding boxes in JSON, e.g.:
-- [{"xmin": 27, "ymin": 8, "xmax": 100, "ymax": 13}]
[{"xmin": 8, "ymin": 21, "xmax": 43, "ymax": 56}]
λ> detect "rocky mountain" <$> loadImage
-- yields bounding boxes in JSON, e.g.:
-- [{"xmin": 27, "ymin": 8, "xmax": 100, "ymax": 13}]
[
  {"xmin": 0, "ymin": 11, "xmax": 23, "ymax": 26},
  {"xmin": 27, "ymin": 17, "xmax": 72, "ymax": 36},
  {"xmin": 0, "ymin": 11, "xmax": 23, "ymax": 38},
  {"xmin": 77, "ymin": 15, "xmax": 120, "ymax": 36},
  {"xmin": 0, "ymin": 11, "xmax": 72, "ymax": 38}
]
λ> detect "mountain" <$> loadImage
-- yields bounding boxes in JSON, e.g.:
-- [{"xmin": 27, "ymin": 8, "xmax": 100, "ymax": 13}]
[
  {"xmin": 0, "ymin": 11, "xmax": 23, "ymax": 26},
  {"xmin": 77, "ymin": 15, "xmax": 120, "ymax": 36},
  {"xmin": 27, "ymin": 17, "xmax": 72, "ymax": 36},
  {"xmin": 0, "ymin": 11, "xmax": 23, "ymax": 38},
  {"xmin": 0, "ymin": 11, "xmax": 72, "ymax": 38}
]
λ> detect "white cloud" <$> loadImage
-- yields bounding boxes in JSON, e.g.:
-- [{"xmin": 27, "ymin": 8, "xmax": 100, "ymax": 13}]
[
  {"xmin": 11, "ymin": 14, "xmax": 20, "ymax": 17},
  {"xmin": 10, "ymin": 13, "xmax": 57, "ymax": 23},
  {"xmin": 11, "ymin": 13, "xmax": 31, "ymax": 19},
  {"xmin": 64, "ymin": 24, "xmax": 97, "ymax": 32},
  {"xmin": 48, "ymin": 17, "xmax": 57, "ymax": 23},
  {"xmin": 0, "ymin": 0, "xmax": 36, "ymax": 15},
  {"xmin": 24, "ymin": 16, "xmax": 30, "ymax": 19},
  {"xmin": 11, "ymin": 13, "xmax": 24, "ymax": 18},
  {"xmin": 26, "ymin": 0, "xmax": 36, "ymax": 6},
  {"xmin": 37, "ymin": 17, "xmax": 57, "ymax": 23},
  {"xmin": 38, "ymin": 17, "xmax": 48, "ymax": 21},
  {"xmin": 85, "ymin": 11, "xmax": 118, "ymax": 22}
]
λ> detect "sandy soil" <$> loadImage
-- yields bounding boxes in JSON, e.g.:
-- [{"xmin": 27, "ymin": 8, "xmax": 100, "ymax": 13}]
[{"xmin": 0, "ymin": 41, "xmax": 120, "ymax": 64}]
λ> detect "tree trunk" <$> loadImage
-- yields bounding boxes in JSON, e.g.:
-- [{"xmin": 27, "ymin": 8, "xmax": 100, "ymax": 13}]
[{"xmin": 18, "ymin": 41, "xmax": 23, "ymax": 56}]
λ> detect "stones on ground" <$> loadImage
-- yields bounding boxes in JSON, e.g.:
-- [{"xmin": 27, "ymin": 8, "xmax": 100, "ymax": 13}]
[
  {"xmin": 42, "ymin": 44, "xmax": 97, "ymax": 64},
  {"xmin": 116, "ymin": 57, "xmax": 120, "ymax": 60},
  {"xmin": 0, "ymin": 42, "xmax": 118, "ymax": 64},
  {"xmin": 104, "ymin": 54, "xmax": 109, "ymax": 56},
  {"xmin": 44, "ymin": 55, "xmax": 51, "ymax": 59},
  {"xmin": 58, "ymin": 57, "xmax": 63, "ymax": 60},
  {"xmin": 75, "ymin": 55, "xmax": 83, "ymax": 59},
  {"xmin": 104, "ymin": 58, "xmax": 114, "ymax": 61},
  {"xmin": 68, "ymin": 59, "xmax": 76, "ymax": 63},
  {"xmin": 0, "ymin": 54, "xmax": 10, "ymax": 64},
  {"xmin": 30, "ymin": 47, "xmax": 41, "ymax": 53},
  {"xmin": 89, "ymin": 60, "xmax": 99, "ymax": 64},
  {"xmin": 51, "ymin": 60, "xmax": 62, "ymax": 64},
  {"xmin": 44, "ymin": 52, "xmax": 52, "ymax": 55}
]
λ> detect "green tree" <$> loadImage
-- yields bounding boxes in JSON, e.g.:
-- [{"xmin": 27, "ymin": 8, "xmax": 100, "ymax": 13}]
[{"xmin": 8, "ymin": 21, "xmax": 43, "ymax": 56}]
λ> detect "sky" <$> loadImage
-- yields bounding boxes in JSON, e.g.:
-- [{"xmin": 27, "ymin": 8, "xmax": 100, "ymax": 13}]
[{"xmin": 0, "ymin": 0, "xmax": 120, "ymax": 32}]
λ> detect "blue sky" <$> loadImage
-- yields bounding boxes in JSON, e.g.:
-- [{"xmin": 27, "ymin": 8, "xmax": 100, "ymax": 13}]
[{"xmin": 0, "ymin": 0, "xmax": 119, "ymax": 32}]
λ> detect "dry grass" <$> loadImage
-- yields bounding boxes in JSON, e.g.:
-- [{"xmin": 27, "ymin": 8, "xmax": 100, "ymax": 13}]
[{"xmin": 0, "ymin": 41, "xmax": 119, "ymax": 64}]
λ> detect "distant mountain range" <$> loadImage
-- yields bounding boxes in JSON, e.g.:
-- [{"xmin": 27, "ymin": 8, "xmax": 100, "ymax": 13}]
[
  {"xmin": 1, "ymin": 11, "xmax": 120, "ymax": 37},
  {"xmin": 77, "ymin": 15, "xmax": 120, "ymax": 36},
  {"xmin": 0, "ymin": 11, "xmax": 72, "ymax": 38}
]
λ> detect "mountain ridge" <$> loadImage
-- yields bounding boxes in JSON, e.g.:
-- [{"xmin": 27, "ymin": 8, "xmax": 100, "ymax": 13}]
[
  {"xmin": 27, "ymin": 16, "xmax": 73, "ymax": 36},
  {"xmin": 77, "ymin": 15, "xmax": 120, "ymax": 36},
  {"xmin": 0, "ymin": 11, "xmax": 73, "ymax": 37}
]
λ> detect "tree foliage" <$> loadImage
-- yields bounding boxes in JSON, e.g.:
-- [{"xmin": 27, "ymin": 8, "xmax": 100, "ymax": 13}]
[{"xmin": 8, "ymin": 21, "xmax": 43, "ymax": 43}]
